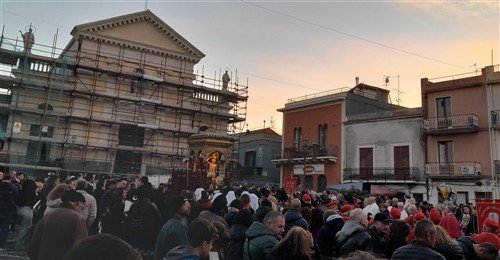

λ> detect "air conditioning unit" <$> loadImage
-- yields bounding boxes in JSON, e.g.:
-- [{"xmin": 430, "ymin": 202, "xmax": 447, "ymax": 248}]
[{"xmin": 461, "ymin": 166, "xmax": 476, "ymax": 175}]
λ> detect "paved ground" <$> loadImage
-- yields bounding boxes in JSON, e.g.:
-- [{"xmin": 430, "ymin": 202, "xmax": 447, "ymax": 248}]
[{"xmin": 0, "ymin": 229, "xmax": 29, "ymax": 260}]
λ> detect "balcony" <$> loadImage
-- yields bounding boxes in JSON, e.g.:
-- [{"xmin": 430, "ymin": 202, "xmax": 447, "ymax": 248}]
[
  {"xmin": 425, "ymin": 161, "xmax": 481, "ymax": 179},
  {"xmin": 343, "ymin": 167, "xmax": 422, "ymax": 183},
  {"xmin": 423, "ymin": 114, "xmax": 478, "ymax": 135},
  {"xmin": 271, "ymin": 146, "xmax": 338, "ymax": 165}
]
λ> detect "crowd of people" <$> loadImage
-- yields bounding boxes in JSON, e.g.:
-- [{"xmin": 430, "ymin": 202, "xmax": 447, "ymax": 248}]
[{"xmin": 1, "ymin": 171, "xmax": 500, "ymax": 260}]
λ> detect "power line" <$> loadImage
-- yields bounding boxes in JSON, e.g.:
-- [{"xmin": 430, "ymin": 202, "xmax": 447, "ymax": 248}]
[{"xmin": 240, "ymin": 0, "xmax": 469, "ymax": 71}]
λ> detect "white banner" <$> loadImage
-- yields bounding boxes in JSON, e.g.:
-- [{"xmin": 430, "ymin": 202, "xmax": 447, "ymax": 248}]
[{"xmin": 293, "ymin": 164, "xmax": 325, "ymax": 175}]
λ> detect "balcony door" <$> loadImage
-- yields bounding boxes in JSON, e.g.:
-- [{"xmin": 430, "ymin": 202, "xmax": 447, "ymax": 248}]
[
  {"xmin": 436, "ymin": 97, "xmax": 451, "ymax": 128},
  {"xmin": 394, "ymin": 145, "xmax": 410, "ymax": 180},
  {"xmin": 438, "ymin": 141, "xmax": 453, "ymax": 175},
  {"xmin": 359, "ymin": 147, "xmax": 373, "ymax": 179}
]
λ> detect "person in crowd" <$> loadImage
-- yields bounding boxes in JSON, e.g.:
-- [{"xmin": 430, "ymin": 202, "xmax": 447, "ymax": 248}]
[
  {"xmin": 316, "ymin": 209, "xmax": 344, "ymax": 257},
  {"xmin": 397, "ymin": 202, "xmax": 408, "ymax": 220},
  {"xmin": 100, "ymin": 187, "xmax": 128, "ymax": 238},
  {"xmin": 0, "ymin": 174, "xmax": 18, "ymax": 251},
  {"xmin": 460, "ymin": 205, "xmax": 472, "ymax": 235},
  {"xmin": 165, "ymin": 218, "xmax": 218, "ymax": 260},
  {"xmin": 75, "ymin": 180, "xmax": 97, "ymax": 229},
  {"xmin": 457, "ymin": 236, "xmax": 498, "ymax": 260},
  {"xmin": 473, "ymin": 217, "xmax": 500, "ymax": 248},
  {"xmin": 334, "ymin": 208, "xmax": 372, "ymax": 256},
  {"xmin": 390, "ymin": 207, "xmax": 401, "ymax": 221},
  {"xmin": 240, "ymin": 193, "xmax": 254, "ymax": 215},
  {"xmin": 309, "ymin": 207, "xmax": 324, "ymax": 242},
  {"xmin": 429, "ymin": 208, "xmax": 442, "ymax": 225},
  {"xmin": 271, "ymin": 226, "xmax": 320, "ymax": 260},
  {"xmin": 14, "ymin": 175, "xmax": 38, "ymax": 250},
  {"xmin": 433, "ymin": 225, "xmax": 465, "ymax": 260},
  {"xmin": 367, "ymin": 212, "xmax": 391, "ymax": 255},
  {"xmin": 198, "ymin": 194, "xmax": 229, "ymax": 230},
  {"xmin": 224, "ymin": 198, "xmax": 243, "ymax": 227},
  {"xmin": 362, "ymin": 197, "xmax": 380, "ymax": 217},
  {"xmin": 440, "ymin": 204, "xmax": 461, "ymax": 238},
  {"xmin": 10, "ymin": 171, "xmax": 22, "ymax": 194},
  {"xmin": 226, "ymin": 208, "xmax": 253, "ymax": 260},
  {"xmin": 63, "ymin": 233, "xmax": 143, "ymax": 260},
  {"xmin": 27, "ymin": 190, "xmax": 88, "ymax": 260},
  {"xmin": 379, "ymin": 219, "xmax": 411, "ymax": 258},
  {"xmin": 243, "ymin": 211, "xmax": 285, "ymax": 260},
  {"xmin": 392, "ymin": 219, "xmax": 446, "ymax": 260},
  {"xmin": 44, "ymin": 183, "xmax": 71, "ymax": 215},
  {"xmin": 154, "ymin": 196, "xmax": 191, "ymax": 260},
  {"xmin": 211, "ymin": 219, "xmax": 231, "ymax": 259},
  {"xmin": 379, "ymin": 203, "xmax": 389, "ymax": 216},
  {"xmin": 126, "ymin": 187, "xmax": 161, "ymax": 253},
  {"xmin": 284, "ymin": 198, "xmax": 308, "ymax": 235},
  {"xmin": 339, "ymin": 205, "xmax": 352, "ymax": 223}
]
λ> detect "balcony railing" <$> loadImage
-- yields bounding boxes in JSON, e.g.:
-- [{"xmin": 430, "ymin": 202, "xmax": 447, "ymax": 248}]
[
  {"xmin": 272, "ymin": 145, "xmax": 338, "ymax": 165},
  {"xmin": 423, "ymin": 114, "xmax": 478, "ymax": 134},
  {"xmin": 425, "ymin": 161, "xmax": 481, "ymax": 178},
  {"xmin": 343, "ymin": 167, "xmax": 422, "ymax": 182}
]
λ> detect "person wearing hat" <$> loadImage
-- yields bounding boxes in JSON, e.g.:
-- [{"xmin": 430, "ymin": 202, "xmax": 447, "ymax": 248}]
[
  {"xmin": 472, "ymin": 217, "xmax": 500, "ymax": 249},
  {"xmin": 340, "ymin": 205, "xmax": 353, "ymax": 222},
  {"xmin": 153, "ymin": 196, "xmax": 191, "ymax": 260},
  {"xmin": 368, "ymin": 212, "xmax": 392, "ymax": 255},
  {"xmin": 27, "ymin": 190, "xmax": 88, "ymax": 260}
]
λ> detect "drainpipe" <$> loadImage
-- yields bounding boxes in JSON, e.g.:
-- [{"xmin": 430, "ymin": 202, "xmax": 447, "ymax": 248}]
[{"xmin": 487, "ymin": 81, "xmax": 497, "ymax": 199}]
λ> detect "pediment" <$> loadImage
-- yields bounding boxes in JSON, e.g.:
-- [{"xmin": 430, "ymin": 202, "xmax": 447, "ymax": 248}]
[{"xmin": 71, "ymin": 10, "xmax": 205, "ymax": 59}]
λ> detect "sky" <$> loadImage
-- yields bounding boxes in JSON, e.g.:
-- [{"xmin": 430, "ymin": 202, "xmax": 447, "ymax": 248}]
[{"xmin": 0, "ymin": 0, "xmax": 498, "ymax": 134}]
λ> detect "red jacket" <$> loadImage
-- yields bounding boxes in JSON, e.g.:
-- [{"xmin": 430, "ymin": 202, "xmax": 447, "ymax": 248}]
[{"xmin": 440, "ymin": 213, "xmax": 461, "ymax": 238}]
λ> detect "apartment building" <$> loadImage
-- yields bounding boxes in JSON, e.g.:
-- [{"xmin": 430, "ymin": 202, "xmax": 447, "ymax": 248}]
[
  {"xmin": 274, "ymin": 82, "xmax": 402, "ymax": 191},
  {"xmin": 422, "ymin": 65, "xmax": 500, "ymax": 204}
]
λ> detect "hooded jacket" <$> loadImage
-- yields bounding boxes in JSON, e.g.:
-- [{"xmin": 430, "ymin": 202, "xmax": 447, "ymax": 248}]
[
  {"xmin": 243, "ymin": 221, "xmax": 279, "ymax": 260},
  {"xmin": 164, "ymin": 245, "xmax": 199, "ymax": 260},
  {"xmin": 316, "ymin": 214, "xmax": 344, "ymax": 257},
  {"xmin": 284, "ymin": 209, "xmax": 308, "ymax": 234},
  {"xmin": 334, "ymin": 220, "xmax": 372, "ymax": 256}
]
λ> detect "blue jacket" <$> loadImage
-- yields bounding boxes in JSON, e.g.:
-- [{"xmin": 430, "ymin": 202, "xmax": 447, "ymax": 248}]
[
  {"xmin": 164, "ymin": 246, "xmax": 199, "ymax": 260},
  {"xmin": 154, "ymin": 216, "xmax": 188, "ymax": 260},
  {"xmin": 284, "ymin": 209, "xmax": 308, "ymax": 234}
]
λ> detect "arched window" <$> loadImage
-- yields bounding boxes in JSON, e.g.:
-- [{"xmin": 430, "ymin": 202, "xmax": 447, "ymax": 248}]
[
  {"xmin": 305, "ymin": 175, "xmax": 313, "ymax": 190},
  {"xmin": 37, "ymin": 103, "xmax": 53, "ymax": 111},
  {"xmin": 317, "ymin": 175, "xmax": 327, "ymax": 191}
]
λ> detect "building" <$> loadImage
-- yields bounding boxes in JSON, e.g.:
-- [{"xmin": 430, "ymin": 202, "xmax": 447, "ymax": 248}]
[
  {"xmin": 274, "ymin": 82, "xmax": 402, "ymax": 191},
  {"xmin": 231, "ymin": 127, "xmax": 281, "ymax": 186},
  {"xmin": 0, "ymin": 10, "xmax": 248, "ymax": 179},
  {"xmin": 343, "ymin": 108, "xmax": 426, "ymax": 200},
  {"xmin": 422, "ymin": 65, "xmax": 500, "ymax": 204}
]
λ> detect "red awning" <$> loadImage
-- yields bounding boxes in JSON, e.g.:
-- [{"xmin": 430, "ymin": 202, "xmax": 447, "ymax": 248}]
[{"xmin": 370, "ymin": 185, "xmax": 397, "ymax": 197}]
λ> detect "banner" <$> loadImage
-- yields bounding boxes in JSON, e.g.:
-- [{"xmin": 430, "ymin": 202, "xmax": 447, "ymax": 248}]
[
  {"xmin": 476, "ymin": 199, "xmax": 500, "ymax": 234},
  {"xmin": 284, "ymin": 177, "xmax": 297, "ymax": 193}
]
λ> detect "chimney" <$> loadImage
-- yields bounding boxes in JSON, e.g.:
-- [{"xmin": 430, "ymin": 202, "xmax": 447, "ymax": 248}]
[{"xmin": 355, "ymin": 77, "xmax": 359, "ymax": 85}]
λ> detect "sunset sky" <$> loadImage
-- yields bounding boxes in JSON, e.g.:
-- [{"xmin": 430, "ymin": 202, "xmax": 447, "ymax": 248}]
[{"xmin": 1, "ymin": 0, "xmax": 498, "ymax": 134}]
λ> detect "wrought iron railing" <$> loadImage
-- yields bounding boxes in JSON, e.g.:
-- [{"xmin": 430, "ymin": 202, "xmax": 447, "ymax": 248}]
[
  {"xmin": 425, "ymin": 161, "xmax": 481, "ymax": 176},
  {"xmin": 343, "ymin": 167, "xmax": 422, "ymax": 182}
]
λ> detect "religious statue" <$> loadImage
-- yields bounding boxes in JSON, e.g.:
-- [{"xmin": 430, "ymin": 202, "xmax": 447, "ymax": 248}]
[
  {"xmin": 222, "ymin": 70, "xmax": 230, "ymax": 90},
  {"xmin": 19, "ymin": 27, "xmax": 35, "ymax": 53}
]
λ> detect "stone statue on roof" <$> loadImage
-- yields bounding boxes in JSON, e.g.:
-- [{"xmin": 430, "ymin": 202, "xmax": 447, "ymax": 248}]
[
  {"xmin": 19, "ymin": 27, "xmax": 35, "ymax": 53},
  {"xmin": 222, "ymin": 70, "xmax": 230, "ymax": 90}
]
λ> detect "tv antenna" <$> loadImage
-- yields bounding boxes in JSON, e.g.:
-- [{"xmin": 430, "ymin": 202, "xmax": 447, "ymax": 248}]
[{"xmin": 385, "ymin": 75, "xmax": 402, "ymax": 105}]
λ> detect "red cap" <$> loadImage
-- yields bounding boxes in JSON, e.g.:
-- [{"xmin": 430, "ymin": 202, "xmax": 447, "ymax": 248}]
[
  {"xmin": 414, "ymin": 212, "xmax": 426, "ymax": 222},
  {"xmin": 484, "ymin": 217, "xmax": 499, "ymax": 231},
  {"xmin": 429, "ymin": 209, "xmax": 442, "ymax": 225},
  {"xmin": 324, "ymin": 200, "xmax": 337, "ymax": 209},
  {"xmin": 390, "ymin": 207, "xmax": 401, "ymax": 220},
  {"xmin": 405, "ymin": 215, "xmax": 414, "ymax": 226},
  {"xmin": 302, "ymin": 194, "xmax": 312, "ymax": 203},
  {"xmin": 340, "ymin": 205, "xmax": 352, "ymax": 213},
  {"xmin": 368, "ymin": 219, "xmax": 375, "ymax": 226}
]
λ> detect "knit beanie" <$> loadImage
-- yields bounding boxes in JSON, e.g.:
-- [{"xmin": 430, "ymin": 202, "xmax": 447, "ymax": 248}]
[{"xmin": 390, "ymin": 207, "xmax": 401, "ymax": 220}]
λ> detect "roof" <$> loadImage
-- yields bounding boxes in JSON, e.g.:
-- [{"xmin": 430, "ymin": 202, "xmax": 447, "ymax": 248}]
[{"xmin": 69, "ymin": 9, "xmax": 205, "ymax": 60}]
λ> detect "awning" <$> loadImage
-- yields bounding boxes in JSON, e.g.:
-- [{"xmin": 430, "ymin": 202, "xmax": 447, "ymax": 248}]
[
  {"xmin": 370, "ymin": 185, "xmax": 397, "ymax": 197},
  {"xmin": 326, "ymin": 181, "xmax": 363, "ymax": 191}
]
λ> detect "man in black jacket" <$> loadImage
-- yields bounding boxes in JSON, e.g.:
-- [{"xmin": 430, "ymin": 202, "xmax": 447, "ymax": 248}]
[
  {"xmin": 334, "ymin": 208, "xmax": 372, "ymax": 256},
  {"xmin": 392, "ymin": 219, "xmax": 445, "ymax": 260},
  {"xmin": 457, "ymin": 236, "xmax": 498, "ymax": 260},
  {"xmin": 317, "ymin": 209, "xmax": 344, "ymax": 257},
  {"xmin": 0, "ymin": 174, "xmax": 18, "ymax": 251},
  {"xmin": 368, "ymin": 212, "xmax": 392, "ymax": 255}
]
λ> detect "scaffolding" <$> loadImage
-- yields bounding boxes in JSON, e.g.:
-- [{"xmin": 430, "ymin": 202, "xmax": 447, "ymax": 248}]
[{"xmin": 0, "ymin": 22, "xmax": 248, "ymax": 177}]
